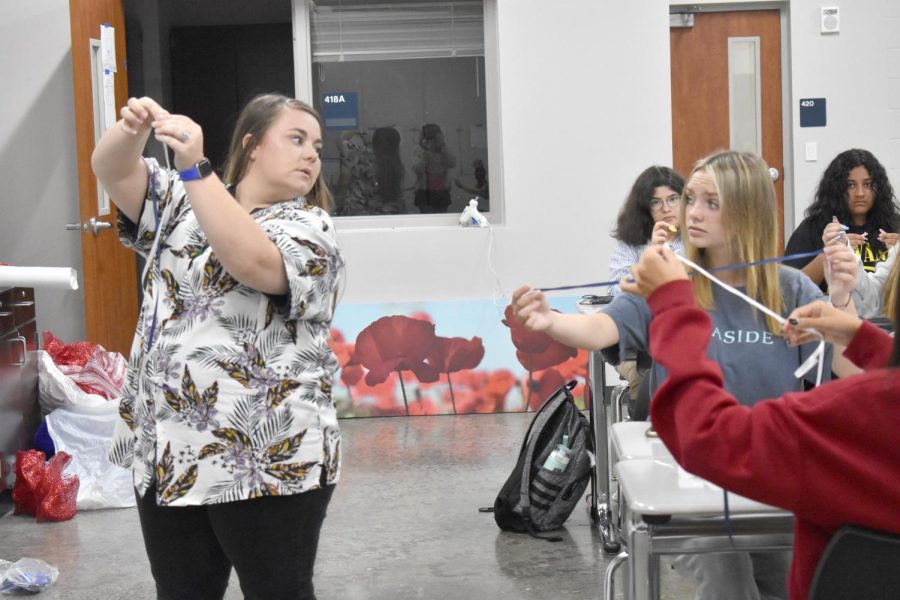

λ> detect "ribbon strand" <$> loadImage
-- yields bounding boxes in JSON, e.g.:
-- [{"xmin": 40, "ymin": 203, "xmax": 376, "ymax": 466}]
[
  {"xmin": 540, "ymin": 249, "xmax": 822, "ymax": 292},
  {"xmin": 674, "ymin": 253, "xmax": 826, "ymax": 387}
]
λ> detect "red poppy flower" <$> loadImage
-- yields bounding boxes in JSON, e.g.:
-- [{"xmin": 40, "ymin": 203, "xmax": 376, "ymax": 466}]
[
  {"xmin": 347, "ymin": 315, "xmax": 439, "ymax": 386},
  {"xmin": 358, "ymin": 371, "xmax": 400, "ymax": 401},
  {"xmin": 523, "ymin": 368, "xmax": 566, "ymax": 411},
  {"xmin": 340, "ymin": 364, "xmax": 364, "ymax": 387},
  {"xmin": 427, "ymin": 336, "xmax": 485, "ymax": 414},
  {"xmin": 409, "ymin": 311, "xmax": 434, "ymax": 323},
  {"xmin": 447, "ymin": 370, "xmax": 482, "ymax": 390},
  {"xmin": 556, "ymin": 348, "xmax": 590, "ymax": 380},
  {"xmin": 501, "ymin": 305, "xmax": 554, "ymax": 353},
  {"xmin": 373, "ymin": 391, "xmax": 408, "ymax": 416},
  {"xmin": 429, "ymin": 336, "xmax": 485, "ymax": 373},
  {"xmin": 408, "ymin": 397, "xmax": 440, "ymax": 416},
  {"xmin": 454, "ymin": 388, "xmax": 491, "ymax": 414},
  {"xmin": 484, "ymin": 369, "xmax": 517, "ymax": 411},
  {"xmin": 501, "ymin": 305, "xmax": 577, "ymax": 371}
]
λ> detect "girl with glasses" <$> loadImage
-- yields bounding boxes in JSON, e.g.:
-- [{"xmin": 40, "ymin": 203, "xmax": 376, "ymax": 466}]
[{"xmin": 608, "ymin": 166, "xmax": 685, "ymax": 296}]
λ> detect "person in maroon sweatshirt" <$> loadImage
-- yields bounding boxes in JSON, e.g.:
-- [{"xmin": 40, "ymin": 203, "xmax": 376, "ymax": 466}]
[{"xmin": 620, "ymin": 243, "xmax": 900, "ymax": 600}]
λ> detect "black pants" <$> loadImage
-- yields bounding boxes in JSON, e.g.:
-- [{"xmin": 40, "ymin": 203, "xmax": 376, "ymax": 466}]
[{"xmin": 136, "ymin": 482, "xmax": 334, "ymax": 600}]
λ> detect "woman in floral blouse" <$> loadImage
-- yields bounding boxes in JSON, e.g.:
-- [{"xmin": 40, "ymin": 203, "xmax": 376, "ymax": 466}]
[{"xmin": 92, "ymin": 94, "xmax": 344, "ymax": 600}]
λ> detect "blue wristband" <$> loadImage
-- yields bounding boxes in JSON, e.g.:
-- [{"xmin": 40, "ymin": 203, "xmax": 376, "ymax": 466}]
[{"xmin": 178, "ymin": 158, "xmax": 213, "ymax": 181}]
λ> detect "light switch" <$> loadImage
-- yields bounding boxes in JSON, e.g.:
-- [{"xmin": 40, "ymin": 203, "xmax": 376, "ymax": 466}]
[{"xmin": 805, "ymin": 141, "xmax": 818, "ymax": 162}]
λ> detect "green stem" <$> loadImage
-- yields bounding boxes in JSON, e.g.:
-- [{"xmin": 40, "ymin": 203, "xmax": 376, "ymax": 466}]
[
  {"xmin": 397, "ymin": 370, "xmax": 409, "ymax": 415},
  {"xmin": 526, "ymin": 370, "xmax": 533, "ymax": 411},
  {"xmin": 447, "ymin": 373, "xmax": 457, "ymax": 414}
]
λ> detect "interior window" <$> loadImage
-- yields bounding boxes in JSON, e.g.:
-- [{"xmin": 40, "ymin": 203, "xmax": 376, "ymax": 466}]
[{"xmin": 307, "ymin": 1, "xmax": 490, "ymax": 218}]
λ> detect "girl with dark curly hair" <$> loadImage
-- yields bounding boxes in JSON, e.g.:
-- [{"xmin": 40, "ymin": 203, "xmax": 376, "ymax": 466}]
[
  {"xmin": 785, "ymin": 149, "xmax": 900, "ymax": 292},
  {"xmin": 607, "ymin": 165, "xmax": 685, "ymax": 295}
]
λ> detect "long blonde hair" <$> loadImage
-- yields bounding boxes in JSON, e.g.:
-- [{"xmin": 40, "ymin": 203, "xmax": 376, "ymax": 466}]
[
  {"xmin": 222, "ymin": 93, "xmax": 333, "ymax": 212},
  {"xmin": 683, "ymin": 150, "xmax": 783, "ymax": 334}
]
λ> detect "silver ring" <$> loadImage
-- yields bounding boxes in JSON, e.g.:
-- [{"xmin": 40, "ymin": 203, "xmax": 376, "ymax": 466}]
[{"xmin": 180, "ymin": 131, "xmax": 190, "ymax": 142}]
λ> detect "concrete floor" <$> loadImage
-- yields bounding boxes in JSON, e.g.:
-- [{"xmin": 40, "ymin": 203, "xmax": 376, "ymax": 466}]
[{"xmin": 0, "ymin": 412, "xmax": 695, "ymax": 599}]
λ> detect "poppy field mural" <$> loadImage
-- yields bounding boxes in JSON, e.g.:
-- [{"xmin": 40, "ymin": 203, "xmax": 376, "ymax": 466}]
[{"xmin": 329, "ymin": 297, "xmax": 592, "ymax": 417}]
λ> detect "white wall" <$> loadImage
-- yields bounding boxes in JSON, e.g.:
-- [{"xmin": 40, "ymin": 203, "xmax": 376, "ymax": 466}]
[
  {"xmin": 788, "ymin": 0, "xmax": 900, "ymax": 226},
  {"xmin": 0, "ymin": 0, "xmax": 85, "ymax": 343},
  {"xmin": 337, "ymin": 0, "xmax": 674, "ymax": 303},
  {"xmin": 672, "ymin": 0, "xmax": 900, "ymax": 229}
]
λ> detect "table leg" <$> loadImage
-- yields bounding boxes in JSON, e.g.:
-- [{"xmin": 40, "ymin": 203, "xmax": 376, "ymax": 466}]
[
  {"xmin": 629, "ymin": 516, "xmax": 652, "ymax": 600},
  {"xmin": 590, "ymin": 351, "xmax": 621, "ymax": 554}
]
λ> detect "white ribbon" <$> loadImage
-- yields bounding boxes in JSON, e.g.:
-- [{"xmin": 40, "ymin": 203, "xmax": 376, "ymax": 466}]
[{"xmin": 675, "ymin": 254, "xmax": 826, "ymax": 386}]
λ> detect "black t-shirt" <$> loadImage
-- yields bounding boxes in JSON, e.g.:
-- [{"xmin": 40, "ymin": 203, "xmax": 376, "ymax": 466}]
[{"xmin": 784, "ymin": 216, "xmax": 888, "ymax": 292}]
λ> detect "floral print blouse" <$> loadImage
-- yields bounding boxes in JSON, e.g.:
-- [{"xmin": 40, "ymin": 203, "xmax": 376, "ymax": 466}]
[{"xmin": 109, "ymin": 158, "xmax": 344, "ymax": 506}]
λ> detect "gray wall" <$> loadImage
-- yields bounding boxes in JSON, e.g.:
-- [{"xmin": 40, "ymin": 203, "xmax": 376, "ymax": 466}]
[
  {"xmin": 0, "ymin": 0, "xmax": 85, "ymax": 343},
  {"xmin": 787, "ymin": 0, "xmax": 900, "ymax": 225}
]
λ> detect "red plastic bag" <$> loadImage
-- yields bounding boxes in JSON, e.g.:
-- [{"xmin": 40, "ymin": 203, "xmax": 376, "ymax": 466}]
[
  {"xmin": 42, "ymin": 331, "xmax": 125, "ymax": 400},
  {"xmin": 12, "ymin": 450, "xmax": 79, "ymax": 522}
]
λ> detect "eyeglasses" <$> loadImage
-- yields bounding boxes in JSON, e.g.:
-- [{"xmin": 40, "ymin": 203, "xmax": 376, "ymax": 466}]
[{"xmin": 649, "ymin": 194, "xmax": 681, "ymax": 210}]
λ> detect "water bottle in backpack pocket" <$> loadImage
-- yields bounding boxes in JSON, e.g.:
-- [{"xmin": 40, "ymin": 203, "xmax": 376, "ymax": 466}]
[{"xmin": 486, "ymin": 381, "xmax": 595, "ymax": 540}]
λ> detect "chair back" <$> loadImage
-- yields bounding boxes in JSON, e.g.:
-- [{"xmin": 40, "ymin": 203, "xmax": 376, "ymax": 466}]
[{"xmin": 808, "ymin": 525, "xmax": 900, "ymax": 600}]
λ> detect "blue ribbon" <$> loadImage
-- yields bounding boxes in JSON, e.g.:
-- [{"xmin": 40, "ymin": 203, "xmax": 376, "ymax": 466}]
[{"xmin": 540, "ymin": 249, "xmax": 822, "ymax": 292}]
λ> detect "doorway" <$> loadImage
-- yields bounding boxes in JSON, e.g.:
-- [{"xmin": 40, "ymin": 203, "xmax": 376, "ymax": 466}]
[
  {"xmin": 170, "ymin": 23, "xmax": 295, "ymax": 172},
  {"xmin": 670, "ymin": 7, "xmax": 787, "ymax": 247}
]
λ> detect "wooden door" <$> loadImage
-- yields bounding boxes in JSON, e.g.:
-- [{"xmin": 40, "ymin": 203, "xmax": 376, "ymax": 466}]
[
  {"xmin": 69, "ymin": 0, "xmax": 138, "ymax": 355},
  {"xmin": 670, "ymin": 10, "xmax": 784, "ymax": 247}
]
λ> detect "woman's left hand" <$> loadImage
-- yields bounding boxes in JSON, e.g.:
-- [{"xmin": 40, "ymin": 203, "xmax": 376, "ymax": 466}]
[
  {"xmin": 823, "ymin": 242, "xmax": 857, "ymax": 306},
  {"xmin": 620, "ymin": 245, "xmax": 688, "ymax": 298},
  {"xmin": 150, "ymin": 113, "xmax": 205, "ymax": 171}
]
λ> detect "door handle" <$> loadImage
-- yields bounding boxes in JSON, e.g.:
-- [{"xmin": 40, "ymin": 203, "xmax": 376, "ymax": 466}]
[
  {"xmin": 65, "ymin": 217, "xmax": 113, "ymax": 236},
  {"xmin": 769, "ymin": 167, "xmax": 780, "ymax": 182},
  {"xmin": 11, "ymin": 334, "xmax": 26, "ymax": 367}
]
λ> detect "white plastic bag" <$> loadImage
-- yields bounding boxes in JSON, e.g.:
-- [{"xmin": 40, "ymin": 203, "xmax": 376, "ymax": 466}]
[
  {"xmin": 38, "ymin": 351, "xmax": 107, "ymax": 413},
  {"xmin": 44, "ymin": 403, "xmax": 135, "ymax": 510}
]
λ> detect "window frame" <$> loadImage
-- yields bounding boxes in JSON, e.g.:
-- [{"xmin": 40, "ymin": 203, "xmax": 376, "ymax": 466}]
[{"xmin": 291, "ymin": 0, "xmax": 503, "ymax": 229}]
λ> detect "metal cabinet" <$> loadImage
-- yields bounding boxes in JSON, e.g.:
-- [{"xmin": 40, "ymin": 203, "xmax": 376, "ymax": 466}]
[{"xmin": 0, "ymin": 287, "xmax": 40, "ymax": 493}]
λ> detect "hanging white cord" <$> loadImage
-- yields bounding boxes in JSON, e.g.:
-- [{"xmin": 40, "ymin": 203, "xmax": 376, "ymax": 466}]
[
  {"xmin": 675, "ymin": 253, "xmax": 826, "ymax": 387},
  {"xmin": 484, "ymin": 223, "xmax": 508, "ymax": 310}
]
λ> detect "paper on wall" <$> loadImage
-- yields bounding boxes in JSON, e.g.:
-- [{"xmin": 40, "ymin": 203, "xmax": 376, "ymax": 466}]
[
  {"xmin": 102, "ymin": 70, "xmax": 116, "ymax": 132},
  {"xmin": 100, "ymin": 24, "xmax": 116, "ymax": 72}
]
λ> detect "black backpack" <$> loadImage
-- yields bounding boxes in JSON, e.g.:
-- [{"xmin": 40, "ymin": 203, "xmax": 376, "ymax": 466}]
[{"xmin": 486, "ymin": 381, "xmax": 594, "ymax": 541}]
